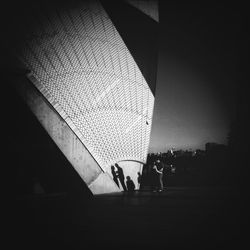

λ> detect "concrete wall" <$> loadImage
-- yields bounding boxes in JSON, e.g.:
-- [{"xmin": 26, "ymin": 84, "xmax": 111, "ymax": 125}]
[{"xmin": 14, "ymin": 76, "xmax": 120, "ymax": 195}]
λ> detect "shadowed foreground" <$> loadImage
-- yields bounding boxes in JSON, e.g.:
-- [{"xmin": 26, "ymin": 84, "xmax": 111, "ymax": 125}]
[{"xmin": 12, "ymin": 187, "xmax": 248, "ymax": 250}]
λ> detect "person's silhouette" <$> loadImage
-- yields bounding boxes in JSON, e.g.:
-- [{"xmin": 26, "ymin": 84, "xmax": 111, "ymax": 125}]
[
  {"xmin": 111, "ymin": 165, "xmax": 119, "ymax": 187},
  {"xmin": 115, "ymin": 163, "xmax": 127, "ymax": 191},
  {"xmin": 153, "ymin": 159, "xmax": 164, "ymax": 192},
  {"xmin": 137, "ymin": 172, "xmax": 142, "ymax": 190},
  {"xmin": 126, "ymin": 176, "xmax": 135, "ymax": 193}
]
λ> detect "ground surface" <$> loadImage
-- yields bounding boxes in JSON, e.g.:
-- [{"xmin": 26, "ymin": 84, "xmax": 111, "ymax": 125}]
[{"xmin": 11, "ymin": 187, "xmax": 249, "ymax": 250}]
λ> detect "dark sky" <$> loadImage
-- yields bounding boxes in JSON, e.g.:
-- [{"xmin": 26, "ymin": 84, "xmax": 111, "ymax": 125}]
[{"xmin": 149, "ymin": 2, "xmax": 248, "ymax": 152}]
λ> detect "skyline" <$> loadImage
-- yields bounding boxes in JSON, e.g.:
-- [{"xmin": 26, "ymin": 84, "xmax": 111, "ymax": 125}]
[{"xmin": 149, "ymin": 2, "xmax": 247, "ymax": 152}]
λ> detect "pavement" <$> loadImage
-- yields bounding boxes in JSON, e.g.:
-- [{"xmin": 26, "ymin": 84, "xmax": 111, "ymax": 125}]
[{"xmin": 10, "ymin": 187, "xmax": 249, "ymax": 250}]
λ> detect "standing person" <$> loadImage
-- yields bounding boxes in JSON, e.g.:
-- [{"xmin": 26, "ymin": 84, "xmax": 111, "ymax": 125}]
[
  {"xmin": 111, "ymin": 165, "xmax": 119, "ymax": 187},
  {"xmin": 126, "ymin": 176, "xmax": 135, "ymax": 193},
  {"xmin": 153, "ymin": 159, "xmax": 164, "ymax": 192},
  {"xmin": 115, "ymin": 163, "xmax": 127, "ymax": 191},
  {"xmin": 151, "ymin": 162, "xmax": 158, "ymax": 192}
]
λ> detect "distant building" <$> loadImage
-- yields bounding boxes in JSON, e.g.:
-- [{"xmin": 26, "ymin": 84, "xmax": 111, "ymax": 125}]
[{"xmin": 205, "ymin": 142, "xmax": 227, "ymax": 154}]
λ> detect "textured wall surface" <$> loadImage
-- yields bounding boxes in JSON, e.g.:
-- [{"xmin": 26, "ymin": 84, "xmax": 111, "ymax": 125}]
[
  {"xmin": 20, "ymin": 1, "xmax": 154, "ymax": 170},
  {"xmin": 16, "ymin": 0, "xmax": 156, "ymax": 194}
]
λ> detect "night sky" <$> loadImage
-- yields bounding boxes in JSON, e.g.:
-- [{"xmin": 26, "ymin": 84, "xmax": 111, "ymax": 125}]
[{"xmin": 149, "ymin": 2, "xmax": 248, "ymax": 152}]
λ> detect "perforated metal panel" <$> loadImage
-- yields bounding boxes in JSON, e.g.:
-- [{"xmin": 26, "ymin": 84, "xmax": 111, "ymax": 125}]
[{"xmin": 20, "ymin": 0, "xmax": 155, "ymax": 171}]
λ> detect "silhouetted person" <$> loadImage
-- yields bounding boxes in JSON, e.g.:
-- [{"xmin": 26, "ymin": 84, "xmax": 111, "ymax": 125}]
[
  {"xmin": 153, "ymin": 159, "xmax": 164, "ymax": 192},
  {"xmin": 126, "ymin": 176, "xmax": 135, "ymax": 193},
  {"xmin": 115, "ymin": 163, "xmax": 127, "ymax": 191},
  {"xmin": 111, "ymin": 165, "xmax": 119, "ymax": 187},
  {"xmin": 151, "ymin": 162, "xmax": 158, "ymax": 191}
]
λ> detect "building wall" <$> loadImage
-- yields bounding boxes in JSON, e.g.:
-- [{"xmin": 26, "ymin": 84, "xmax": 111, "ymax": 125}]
[
  {"xmin": 15, "ymin": 75, "xmax": 120, "ymax": 194},
  {"xmin": 15, "ymin": 0, "xmax": 156, "ymax": 194},
  {"xmin": 125, "ymin": 0, "xmax": 159, "ymax": 22}
]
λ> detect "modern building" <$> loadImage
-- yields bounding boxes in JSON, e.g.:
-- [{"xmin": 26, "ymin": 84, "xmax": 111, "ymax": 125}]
[{"xmin": 9, "ymin": 0, "xmax": 158, "ymax": 194}]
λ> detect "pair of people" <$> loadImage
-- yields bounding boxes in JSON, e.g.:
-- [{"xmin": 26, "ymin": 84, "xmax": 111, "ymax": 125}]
[
  {"xmin": 152, "ymin": 159, "xmax": 164, "ymax": 192},
  {"xmin": 111, "ymin": 163, "xmax": 127, "ymax": 191},
  {"xmin": 111, "ymin": 164, "xmax": 135, "ymax": 192}
]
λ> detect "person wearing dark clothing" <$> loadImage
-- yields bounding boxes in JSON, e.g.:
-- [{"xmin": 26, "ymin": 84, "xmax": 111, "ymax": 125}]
[
  {"xmin": 126, "ymin": 176, "xmax": 135, "ymax": 193},
  {"xmin": 137, "ymin": 172, "xmax": 142, "ymax": 190},
  {"xmin": 153, "ymin": 159, "xmax": 164, "ymax": 192},
  {"xmin": 115, "ymin": 163, "xmax": 127, "ymax": 191},
  {"xmin": 151, "ymin": 163, "xmax": 158, "ymax": 191},
  {"xmin": 111, "ymin": 165, "xmax": 119, "ymax": 187}
]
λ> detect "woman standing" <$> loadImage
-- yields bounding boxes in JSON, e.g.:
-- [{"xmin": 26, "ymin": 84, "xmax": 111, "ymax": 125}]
[{"xmin": 153, "ymin": 159, "xmax": 164, "ymax": 192}]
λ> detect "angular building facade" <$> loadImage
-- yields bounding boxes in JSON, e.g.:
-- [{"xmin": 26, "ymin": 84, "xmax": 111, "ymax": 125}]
[{"xmin": 13, "ymin": 0, "xmax": 158, "ymax": 194}]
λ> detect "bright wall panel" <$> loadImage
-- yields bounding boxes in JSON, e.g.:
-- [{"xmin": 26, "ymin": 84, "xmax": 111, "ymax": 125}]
[{"xmin": 20, "ymin": 0, "xmax": 155, "ymax": 171}]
